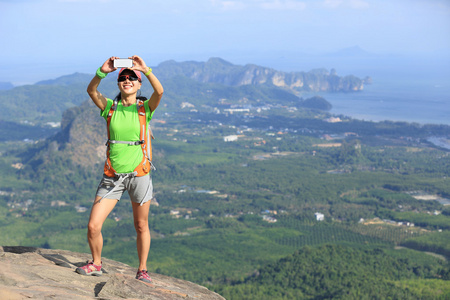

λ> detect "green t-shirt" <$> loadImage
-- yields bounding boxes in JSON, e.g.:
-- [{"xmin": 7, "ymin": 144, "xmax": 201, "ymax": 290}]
[{"xmin": 101, "ymin": 98, "xmax": 154, "ymax": 174}]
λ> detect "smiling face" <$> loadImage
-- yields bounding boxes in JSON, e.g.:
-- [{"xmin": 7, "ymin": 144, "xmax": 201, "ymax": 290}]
[{"xmin": 117, "ymin": 69, "xmax": 142, "ymax": 97}]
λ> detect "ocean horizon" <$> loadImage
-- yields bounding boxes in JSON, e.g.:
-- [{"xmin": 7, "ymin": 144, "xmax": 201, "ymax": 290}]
[
  {"xmin": 292, "ymin": 59, "xmax": 450, "ymax": 127},
  {"xmin": 315, "ymin": 77, "xmax": 450, "ymax": 126}
]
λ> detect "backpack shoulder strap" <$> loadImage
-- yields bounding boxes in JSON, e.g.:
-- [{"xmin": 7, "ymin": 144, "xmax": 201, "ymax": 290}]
[
  {"xmin": 136, "ymin": 99, "xmax": 146, "ymax": 142},
  {"xmin": 104, "ymin": 99, "xmax": 118, "ymax": 177},
  {"xmin": 106, "ymin": 99, "xmax": 118, "ymax": 140},
  {"xmin": 137, "ymin": 99, "xmax": 155, "ymax": 171}
]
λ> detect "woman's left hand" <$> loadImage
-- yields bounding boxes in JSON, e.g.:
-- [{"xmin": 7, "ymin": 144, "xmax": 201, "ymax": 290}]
[{"xmin": 129, "ymin": 55, "xmax": 148, "ymax": 74}]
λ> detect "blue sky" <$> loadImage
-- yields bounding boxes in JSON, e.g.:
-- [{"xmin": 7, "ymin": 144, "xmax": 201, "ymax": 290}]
[{"xmin": 1, "ymin": 0, "xmax": 449, "ymax": 85}]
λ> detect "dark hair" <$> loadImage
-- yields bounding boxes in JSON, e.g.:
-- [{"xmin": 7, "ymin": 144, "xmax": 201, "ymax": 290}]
[{"xmin": 114, "ymin": 90, "xmax": 147, "ymax": 101}]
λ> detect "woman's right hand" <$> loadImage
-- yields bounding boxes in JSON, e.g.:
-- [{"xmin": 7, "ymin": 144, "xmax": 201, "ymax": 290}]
[{"xmin": 100, "ymin": 56, "xmax": 119, "ymax": 73}]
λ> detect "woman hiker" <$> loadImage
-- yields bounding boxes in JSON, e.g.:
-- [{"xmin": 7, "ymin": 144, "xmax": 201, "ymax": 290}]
[{"xmin": 76, "ymin": 55, "xmax": 163, "ymax": 283}]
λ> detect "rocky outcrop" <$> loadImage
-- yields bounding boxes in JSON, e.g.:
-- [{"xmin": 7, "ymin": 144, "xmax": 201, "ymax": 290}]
[
  {"xmin": 57, "ymin": 100, "xmax": 106, "ymax": 168},
  {"xmin": 155, "ymin": 58, "xmax": 365, "ymax": 92},
  {"xmin": 0, "ymin": 246, "xmax": 225, "ymax": 300}
]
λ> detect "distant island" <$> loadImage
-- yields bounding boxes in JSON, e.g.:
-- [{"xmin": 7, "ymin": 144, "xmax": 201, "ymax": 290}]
[{"xmin": 300, "ymin": 95, "xmax": 332, "ymax": 111}]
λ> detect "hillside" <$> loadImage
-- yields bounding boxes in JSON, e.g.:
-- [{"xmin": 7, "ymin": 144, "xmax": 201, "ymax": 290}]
[
  {"xmin": 0, "ymin": 58, "xmax": 362, "ymax": 126},
  {"xmin": 215, "ymin": 244, "xmax": 450, "ymax": 299}
]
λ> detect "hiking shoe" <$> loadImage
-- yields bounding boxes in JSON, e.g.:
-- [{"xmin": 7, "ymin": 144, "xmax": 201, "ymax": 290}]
[
  {"xmin": 136, "ymin": 269, "xmax": 152, "ymax": 283},
  {"xmin": 76, "ymin": 261, "xmax": 102, "ymax": 276}
]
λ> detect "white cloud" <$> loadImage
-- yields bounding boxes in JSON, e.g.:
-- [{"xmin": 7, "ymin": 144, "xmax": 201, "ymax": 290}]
[
  {"xmin": 348, "ymin": 0, "xmax": 369, "ymax": 9},
  {"xmin": 210, "ymin": 0, "xmax": 307, "ymax": 11},
  {"xmin": 323, "ymin": 0, "xmax": 368, "ymax": 9},
  {"xmin": 57, "ymin": 0, "xmax": 97, "ymax": 2},
  {"xmin": 323, "ymin": 0, "xmax": 342, "ymax": 9},
  {"xmin": 260, "ymin": 0, "xmax": 306, "ymax": 10},
  {"xmin": 210, "ymin": 0, "xmax": 247, "ymax": 11},
  {"xmin": 56, "ymin": 0, "xmax": 117, "ymax": 3}
]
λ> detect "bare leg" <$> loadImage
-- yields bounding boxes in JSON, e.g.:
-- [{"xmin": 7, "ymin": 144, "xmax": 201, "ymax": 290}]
[
  {"xmin": 87, "ymin": 196, "xmax": 118, "ymax": 265},
  {"xmin": 132, "ymin": 200, "xmax": 151, "ymax": 271}
]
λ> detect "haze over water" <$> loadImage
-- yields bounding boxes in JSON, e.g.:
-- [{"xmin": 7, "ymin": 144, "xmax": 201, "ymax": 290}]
[
  {"xmin": 323, "ymin": 77, "xmax": 450, "ymax": 126},
  {"xmin": 267, "ymin": 54, "xmax": 450, "ymax": 126}
]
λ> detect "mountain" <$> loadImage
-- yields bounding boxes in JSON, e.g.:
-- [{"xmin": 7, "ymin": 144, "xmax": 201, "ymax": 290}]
[
  {"xmin": 0, "ymin": 246, "xmax": 224, "ymax": 300},
  {"xmin": 53, "ymin": 100, "xmax": 106, "ymax": 168},
  {"xmin": 15, "ymin": 100, "xmax": 106, "ymax": 200},
  {"xmin": 0, "ymin": 58, "xmax": 364, "ymax": 126},
  {"xmin": 0, "ymin": 120, "xmax": 58, "ymax": 142},
  {"xmin": 0, "ymin": 82, "xmax": 14, "ymax": 90},
  {"xmin": 0, "ymin": 80, "xmax": 91, "ymax": 124},
  {"xmin": 155, "ymin": 57, "xmax": 364, "ymax": 93},
  {"xmin": 299, "ymin": 95, "xmax": 332, "ymax": 111},
  {"xmin": 36, "ymin": 72, "xmax": 93, "ymax": 86}
]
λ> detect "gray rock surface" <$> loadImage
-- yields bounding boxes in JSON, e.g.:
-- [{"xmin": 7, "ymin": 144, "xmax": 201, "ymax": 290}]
[{"xmin": 0, "ymin": 246, "xmax": 225, "ymax": 300}]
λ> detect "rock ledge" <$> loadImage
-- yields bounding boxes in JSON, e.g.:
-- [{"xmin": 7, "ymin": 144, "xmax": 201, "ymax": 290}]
[{"xmin": 0, "ymin": 246, "xmax": 225, "ymax": 300}]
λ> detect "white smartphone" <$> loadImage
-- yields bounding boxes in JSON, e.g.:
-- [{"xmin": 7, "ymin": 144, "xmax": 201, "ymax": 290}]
[{"xmin": 114, "ymin": 58, "xmax": 133, "ymax": 68}]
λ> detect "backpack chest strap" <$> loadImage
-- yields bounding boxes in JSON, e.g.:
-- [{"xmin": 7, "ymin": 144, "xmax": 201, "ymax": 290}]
[{"xmin": 106, "ymin": 140, "xmax": 144, "ymax": 146}]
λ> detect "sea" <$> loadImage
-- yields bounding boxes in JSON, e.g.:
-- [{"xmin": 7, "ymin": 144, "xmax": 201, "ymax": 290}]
[
  {"xmin": 314, "ymin": 66, "xmax": 450, "ymax": 150},
  {"xmin": 265, "ymin": 54, "xmax": 450, "ymax": 126},
  {"xmin": 315, "ymin": 77, "xmax": 450, "ymax": 126}
]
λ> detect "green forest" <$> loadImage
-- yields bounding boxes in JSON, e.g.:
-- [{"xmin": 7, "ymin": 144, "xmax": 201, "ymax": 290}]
[{"xmin": 0, "ymin": 68, "xmax": 449, "ymax": 299}]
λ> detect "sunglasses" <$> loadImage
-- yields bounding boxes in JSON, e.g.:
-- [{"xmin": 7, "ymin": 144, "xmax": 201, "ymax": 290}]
[{"xmin": 118, "ymin": 75, "xmax": 140, "ymax": 82}]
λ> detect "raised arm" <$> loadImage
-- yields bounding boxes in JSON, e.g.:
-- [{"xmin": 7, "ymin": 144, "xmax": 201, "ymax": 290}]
[
  {"xmin": 87, "ymin": 57, "xmax": 118, "ymax": 110},
  {"xmin": 130, "ymin": 55, "xmax": 164, "ymax": 112}
]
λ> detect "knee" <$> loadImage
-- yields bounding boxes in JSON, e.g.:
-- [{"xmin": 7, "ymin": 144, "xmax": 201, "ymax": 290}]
[
  {"xmin": 87, "ymin": 222, "xmax": 102, "ymax": 237},
  {"xmin": 134, "ymin": 219, "xmax": 149, "ymax": 234}
]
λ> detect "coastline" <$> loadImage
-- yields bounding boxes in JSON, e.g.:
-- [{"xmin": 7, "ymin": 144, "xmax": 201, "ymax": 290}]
[{"xmin": 309, "ymin": 78, "xmax": 450, "ymax": 127}]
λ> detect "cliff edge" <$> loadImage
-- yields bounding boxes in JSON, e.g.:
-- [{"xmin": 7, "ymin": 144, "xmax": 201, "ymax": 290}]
[{"xmin": 0, "ymin": 246, "xmax": 225, "ymax": 300}]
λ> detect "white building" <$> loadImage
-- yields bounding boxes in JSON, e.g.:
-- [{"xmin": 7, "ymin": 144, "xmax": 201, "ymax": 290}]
[
  {"xmin": 315, "ymin": 212, "xmax": 325, "ymax": 221},
  {"xmin": 324, "ymin": 117, "xmax": 342, "ymax": 123},
  {"xmin": 224, "ymin": 108, "xmax": 250, "ymax": 114},
  {"xmin": 224, "ymin": 135, "xmax": 238, "ymax": 142}
]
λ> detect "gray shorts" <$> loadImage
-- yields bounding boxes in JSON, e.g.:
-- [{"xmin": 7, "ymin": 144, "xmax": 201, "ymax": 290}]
[{"xmin": 96, "ymin": 174, "xmax": 153, "ymax": 204}]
